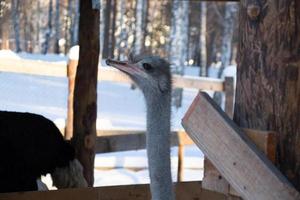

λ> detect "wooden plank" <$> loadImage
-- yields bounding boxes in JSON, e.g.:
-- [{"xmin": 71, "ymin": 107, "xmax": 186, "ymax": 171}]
[
  {"xmin": 0, "ymin": 181, "xmax": 240, "ymax": 200},
  {"xmin": 202, "ymin": 129, "xmax": 277, "ymax": 196},
  {"xmin": 224, "ymin": 77, "xmax": 234, "ymax": 119},
  {"xmin": 0, "ymin": 58, "xmax": 66, "ymax": 77},
  {"xmin": 203, "ymin": 77, "xmax": 235, "ymax": 194},
  {"xmin": 243, "ymin": 129, "xmax": 277, "ymax": 163},
  {"xmin": 173, "ymin": 75, "xmax": 224, "ymax": 91},
  {"xmin": 94, "ymin": 129, "xmax": 193, "ymax": 153},
  {"xmin": 60, "ymin": 128, "xmax": 194, "ymax": 153},
  {"xmin": 0, "ymin": 58, "xmax": 224, "ymax": 91},
  {"xmin": 229, "ymin": 129, "xmax": 277, "ymax": 196},
  {"xmin": 182, "ymin": 92, "xmax": 300, "ymax": 200},
  {"xmin": 202, "ymin": 157, "xmax": 231, "ymax": 194}
]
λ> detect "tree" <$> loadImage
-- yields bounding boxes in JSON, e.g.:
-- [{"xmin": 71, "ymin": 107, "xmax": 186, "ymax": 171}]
[
  {"xmin": 11, "ymin": 0, "xmax": 21, "ymax": 52},
  {"xmin": 115, "ymin": 0, "xmax": 127, "ymax": 60},
  {"xmin": 199, "ymin": 2, "xmax": 207, "ymax": 76},
  {"xmin": 134, "ymin": 0, "xmax": 147, "ymax": 55},
  {"xmin": 72, "ymin": 0, "xmax": 99, "ymax": 187},
  {"xmin": 217, "ymin": 3, "xmax": 237, "ymax": 78},
  {"xmin": 102, "ymin": 0, "xmax": 112, "ymax": 59},
  {"xmin": 234, "ymin": 0, "xmax": 300, "ymax": 191},
  {"xmin": 213, "ymin": 2, "xmax": 237, "ymax": 106},
  {"xmin": 71, "ymin": 0, "xmax": 79, "ymax": 46},
  {"xmin": 54, "ymin": 0, "xmax": 60, "ymax": 53},
  {"xmin": 0, "ymin": 0, "xmax": 10, "ymax": 50},
  {"xmin": 169, "ymin": 0, "xmax": 189, "ymax": 108},
  {"xmin": 42, "ymin": 0, "xmax": 53, "ymax": 54}
]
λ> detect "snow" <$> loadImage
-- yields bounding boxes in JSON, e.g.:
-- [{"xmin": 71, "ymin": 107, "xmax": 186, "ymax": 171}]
[
  {"xmin": 68, "ymin": 45, "xmax": 79, "ymax": 60},
  {"xmin": 0, "ymin": 50, "xmax": 236, "ymax": 189}
]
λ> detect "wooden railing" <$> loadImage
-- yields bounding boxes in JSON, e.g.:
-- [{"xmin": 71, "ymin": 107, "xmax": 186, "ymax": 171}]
[
  {"xmin": 0, "ymin": 57, "xmax": 235, "ymax": 181},
  {"xmin": 0, "ymin": 58, "xmax": 225, "ymax": 91}
]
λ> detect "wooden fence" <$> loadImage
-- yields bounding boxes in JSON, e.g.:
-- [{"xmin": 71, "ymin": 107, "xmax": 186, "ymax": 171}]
[{"xmin": 0, "ymin": 57, "xmax": 235, "ymax": 182}]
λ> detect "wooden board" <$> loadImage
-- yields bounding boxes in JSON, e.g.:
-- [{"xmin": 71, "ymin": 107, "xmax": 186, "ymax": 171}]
[
  {"xmin": 94, "ymin": 129, "xmax": 193, "ymax": 153},
  {"xmin": 59, "ymin": 128, "xmax": 194, "ymax": 153},
  {"xmin": 202, "ymin": 129, "xmax": 277, "ymax": 196},
  {"xmin": 0, "ymin": 58, "xmax": 225, "ymax": 91},
  {"xmin": 0, "ymin": 181, "xmax": 240, "ymax": 200},
  {"xmin": 182, "ymin": 92, "xmax": 300, "ymax": 200}
]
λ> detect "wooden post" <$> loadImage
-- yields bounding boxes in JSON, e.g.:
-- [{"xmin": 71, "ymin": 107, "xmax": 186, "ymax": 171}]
[
  {"xmin": 72, "ymin": 0, "xmax": 100, "ymax": 186},
  {"xmin": 182, "ymin": 92, "xmax": 300, "ymax": 200},
  {"xmin": 224, "ymin": 77, "xmax": 234, "ymax": 118},
  {"xmin": 65, "ymin": 58, "xmax": 78, "ymax": 140},
  {"xmin": 177, "ymin": 131, "xmax": 187, "ymax": 182}
]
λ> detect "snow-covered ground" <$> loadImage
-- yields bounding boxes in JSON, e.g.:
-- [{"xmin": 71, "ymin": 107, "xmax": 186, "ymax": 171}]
[{"xmin": 0, "ymin": 50, "xmax": 236, "ymax": 189}]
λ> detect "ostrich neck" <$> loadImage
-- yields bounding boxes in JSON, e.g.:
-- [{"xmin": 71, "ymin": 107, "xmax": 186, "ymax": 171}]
[
  {"xmin": 144, "ymin": 91, "xmax": 174, "ymax": 200},
  {"xmin": 145, "ymin": 92, "xmax": 171, "ymax": 138}
]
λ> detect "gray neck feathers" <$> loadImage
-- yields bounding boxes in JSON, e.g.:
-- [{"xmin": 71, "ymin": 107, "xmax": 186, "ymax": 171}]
[{"xmin": 144, "ymin": 91, "xmax": 174, "ymax": 200}]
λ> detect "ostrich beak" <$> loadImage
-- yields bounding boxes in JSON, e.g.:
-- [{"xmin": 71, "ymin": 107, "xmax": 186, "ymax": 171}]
[{"xmin": 106, "ymin": 58, "xmax": 147, "ymax": 78}]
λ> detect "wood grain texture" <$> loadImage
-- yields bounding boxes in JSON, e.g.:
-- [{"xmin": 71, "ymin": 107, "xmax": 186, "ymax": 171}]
[
  {"xmin": 203, "ymin": 77, "xmax": 234, "ymax": 195},
  {"xmin": 0, "ymin": 181, "xmax": 242, "ymax": 200},
  {"xmin": 72, "ymin": 0, "xmax": 99, "ymax": 186},
  {"xmin": 202, "ymin": 128, "xmax": 277, "ymax": 196},
  {"xmin": 65, "ymin": 59, "xmax": 78, "ymax": 140},
  {"xmin": 182, "ymin": 92, "xmax": 300, "ymax": 200},
  {"xmin": 235, "ymin": 0, "xmax": 300, "ymax": 190}
]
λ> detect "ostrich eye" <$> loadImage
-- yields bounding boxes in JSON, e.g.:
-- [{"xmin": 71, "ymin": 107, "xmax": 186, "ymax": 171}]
[{"xmin": 142, "ymin": 63, "xmax": 153, "ymax": 71}]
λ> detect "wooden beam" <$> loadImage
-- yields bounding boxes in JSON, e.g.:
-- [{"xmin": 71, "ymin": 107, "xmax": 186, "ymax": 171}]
[
  {"xmin": 182, "ymin": 92, "xmax": 300, "ymax": 200},
  {"xmin": 224, "ymin": 77, "xmax": 234, "ymax": 119},
  {"xmin": 203, "ymin": 129, "xmax": 278, "ymax": 196},
  {"xmin": 0, "ymin": 58, "xmax": 66, "ymax": 77},
  {"xmin": 60, "ymin": 128, "xmax": 193, "ymax": 153},
  {"xmin": 65, "ymin": 59, "xmax": 78, "ymax": 140},
  {"xmin": 0, "ymin": 58, "xmax": 225, "ymax": 91},
  {"xmin": 94, "ymin": 129, "xmax": 193, "ymax": 153},
  {"xmin": 0, "ymin": 181, "xmax": 240, "ymax": 200},
  {"xmin": 202, "ymin": 76, "xmax": 235, "ymax": 194}
]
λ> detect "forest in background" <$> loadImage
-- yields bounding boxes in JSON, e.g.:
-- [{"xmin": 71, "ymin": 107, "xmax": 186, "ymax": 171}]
[{"xmin": 0, "ymin": 0, "xmax": 238, "ymax": 76}]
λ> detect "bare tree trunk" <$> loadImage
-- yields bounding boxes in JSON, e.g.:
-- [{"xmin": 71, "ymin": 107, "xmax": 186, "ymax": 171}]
[
  {"xmin": 134, "ymin": 0, "xmax": 147, "ymax": 55},
  {"xmin": 71, "ymin": 0, "xmax": 80, "ymax": 46},
  {"xmin": 102, "ymin": 0, "xmax": 111, "ymax": 59},
  {"xmin": 11, "ymin": 0, "xmax": 21, "ymax": 52},
  {"xmin": 23, "ymin": 4, "xmax": 29, "ymax": 52},
  {"xmin": 213, "ymin": 2, "xmax": 237, "ymax": 106},
  {"xmin": 0, "ymin": 0, "xmax": 10, "ymax": 49},
  {"xmin": 199, "ymin": 2, "xmax": 207, "ymax": 76},
  {"xmin": 115, "ymin": 0, "xmax": 126, "ymax": 60},
  {"xmin": 217, "ymin": 3, "xmax": 237, "ymax": 78},
  {"xmin": 72, "ymin": 0, "xmax": 99, "ymax": 187},
  {"xmin": 234, "ymin": 0, "xmax": 300, "ymax": 191},
  {"xmin": 54, "ymin": 0, "xmax": 60, "ymax": 53},
  {"xmin": 42, "ymin": 0, "xmax": 53, "ymax": 54},
  {"xmin": 99, "ymin": 0, "xmax": 105, "ymax": 60},
  {"xmin": 169, "ymin": 0, "xmax": 189, "ymax": 108},
  {"xmin": 34, "ymin": 0, "xmax": 41, "ymax": 52},
  {"xmin": 109, "ymin": 0, "xmax": 117, "ymax": 58},
  {"xmin": 64, "ymin": 0, "xmax": 72, "ymax": 53}
]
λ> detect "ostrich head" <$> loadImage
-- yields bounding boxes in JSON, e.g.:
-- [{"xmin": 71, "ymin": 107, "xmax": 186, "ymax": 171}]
[{"xmin": 106, "ymin": 54, "xmax": 171, "ymax": 96}]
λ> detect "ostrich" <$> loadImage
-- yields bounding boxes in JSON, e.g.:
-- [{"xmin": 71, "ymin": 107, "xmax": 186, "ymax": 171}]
[
  {"xmin": 0, "ymin": 111, "xmax": 87, "ymax": 193},
  {"xmin": 106, "ymin": 54, "xmax": 174, "ymax": 200}
]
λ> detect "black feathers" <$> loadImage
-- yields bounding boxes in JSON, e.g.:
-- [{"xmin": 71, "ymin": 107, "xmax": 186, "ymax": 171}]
[{"xmin": 0, "ymin": 111, "xmax": 75, "ymax": 193}]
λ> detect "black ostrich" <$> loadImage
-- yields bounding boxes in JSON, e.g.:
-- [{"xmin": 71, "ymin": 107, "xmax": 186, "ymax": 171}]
[
  {"xmin": 0, "ymin": 111, "xmax": 87, "ymax": 193},
  {"xmin": 106, "ymin": 54, "xmax": 175, "ymax": 200}
]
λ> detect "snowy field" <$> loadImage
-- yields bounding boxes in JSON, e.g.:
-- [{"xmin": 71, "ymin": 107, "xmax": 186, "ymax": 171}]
[{"xmin": 0, "ymin": 50, "xmax": 236, "ymax": 189}]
